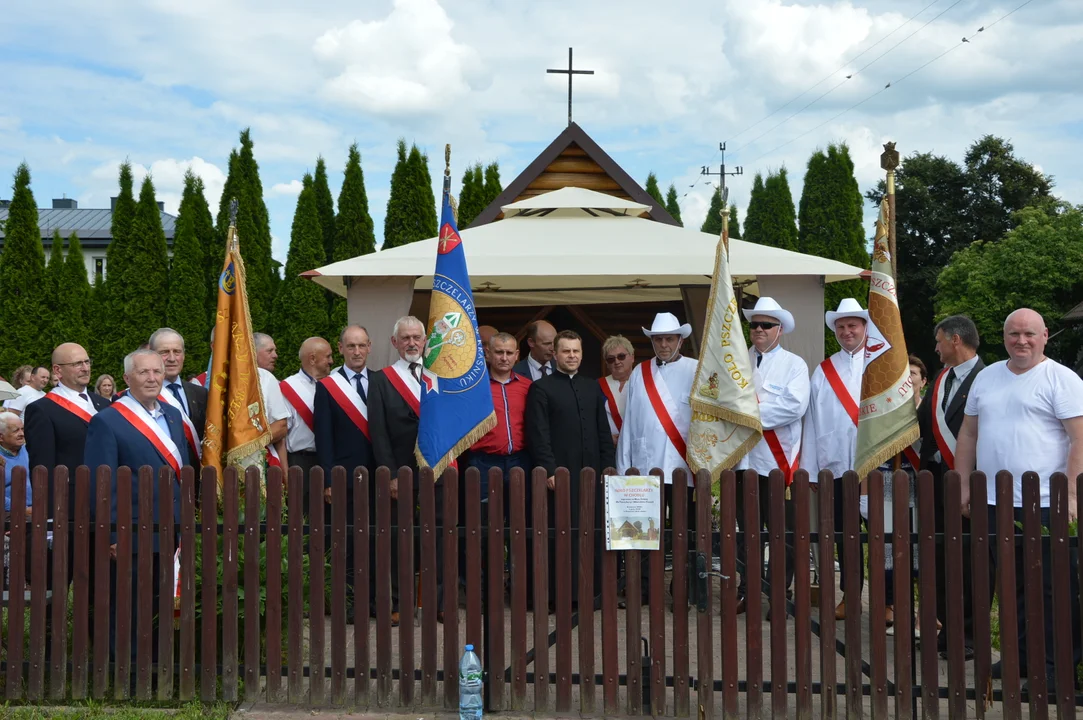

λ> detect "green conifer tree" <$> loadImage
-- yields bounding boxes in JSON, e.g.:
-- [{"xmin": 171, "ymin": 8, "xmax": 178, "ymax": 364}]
[
  {"xmin": 645, "ymin": 172, "xmax": 665, "ymax": 207},
  {"xmin": 313, "ymin": 156, "xmax": 337, "ymax": 266},
  {"xmin": 88, "ymin": 272, "xmax": 106, "ymax": 370},
  {"xmin": 384, "ymin": 142, "xmax": 438, "ymax": 249},
  {"xmin": 757, "ymin": 168, "xmax": 798, "ymax": 251},
  {"xmin": 729, "ymin": 204, "xmax": 742, "ymax": 239},
  {"xmin": 100, "ymin": 162, "xmax": 137, "ymax": 373},
  {"xmin": 665, "ymin": 184, "xmax": 683, "ymax": 226},
  {"xmin": 272, "ymin": 174, "xmax": 328, "ymax": 376},
  {"xmin": 481, "ymin": 162, "xmax": 503, "ymax": 208},
  {"xmin": 742, "ymin": 174, "xmax": 766, "ymax": 245},
  {"xmin": 168, "ymin": 170, "xmax": 211, "ymax": 375},
  {"xmin": 456, "ymin": 164, "xmax": 485, "ymax": 229},
  {"xmin": 700, "ymin": 186, "xmax": 724, "ymax": 235},
  {"xmin": 53, "ymin": 232, "xmax": 91, "ymax": 350},
  {"xmin": 207, "ymin": 149, "xmax": 238, "ymax": 323},
  {"xmin": 0, "ymin": 164, "xmax": 48, "ymax": 371},
  {"xmin": 44, "ymin": 230, "xmax": 65, "ymax": 345},
  {"xmin": 330, "ymin": 143, "xmax": 377, "ymax": 332}
]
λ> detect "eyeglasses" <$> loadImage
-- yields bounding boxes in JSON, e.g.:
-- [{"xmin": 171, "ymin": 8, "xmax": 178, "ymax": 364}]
[
  {"xmin": 57, "ymin": 359, "xmax": 93, "ymax": 368},
  {"xmin": 748, "ymin": 321, "xmax": 780, "ymax": 331},
  {"xmin": 605, "ymin": 353, "xmax": 629, "ymax": 364}
]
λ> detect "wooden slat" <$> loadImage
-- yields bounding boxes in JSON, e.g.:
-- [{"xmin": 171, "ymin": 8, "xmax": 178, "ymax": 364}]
[
  {"xmin": 158, "ymin": 467, "xmax": 176, "ymax": 701},
  {"xmin": 867, "ymin": 472, "xmax": 887, "ymax": 720},
  {"xmin": 817, "ymin": 471, "xmax": 837, "ymax": 720},
  {"xmin": 136, "ymin": 467, "xmax": 155, "ymax": 700},
  {"xmin": 528, "ymin": 172, "xmax": 622, "ymax": 191},
  {"xmin": 179, "ymin": 468, "xmax": 200, "ymax": 700},
  {"xmin": 744, "ymin": 469, "xmax": 763, "ymax": 720},
  {"xmin": 220, "ymin": 468, "xmax": 239, "ymax": 702},
  {"xmin": 465, "ymin": 467, "xmax": 483, "ymax": 668},
  {"xmin": 244, "ymin": 467, "xmax": 261, "ymax": 702},
  {"xmin": 1049, "ymin": 473, "xmax": 1075, "ymax": 719},
  {"xmin": 375, "ymin": 466, "xmax": 392, "ymax": 706},
  {"xmin": 624, "ymin": 466, "xmax": 643, "ymax": 717},
  {"xmin": 419, "ymin": 467, "xmax": 438, "ymax": 705},
  {"xmin": 892, "ymin": 470, "xmax": 913, "ymax": 720},
  {"xmin": 398, "ymin": 467, "xmax": 416, "ymax": 709},
  {"xmin": 543, "ymin": 156, "xmax": 608, "ymax": 174},
  {"xmin": 309, "ymin": 467, "xmax": 326, "ymax": 706},
  {"xmin": 287, "ymin": 466, "xmax": 304, "ymax": 703},
  {"xmin": 969, "ymin": 473, "xmax": 991, "ymax": 720},
  {"xmin": 330, "ymin": 467, "xmax": 347, "ymax": 706},
  {"xmin": 996, "ymin": 471, "xmax": 1022, "ymax": 720},
  {"xmin": 944, "ymin": 471, "xmax": 967, "ymax": 719},
  {"xmin": 28, "ymin": 466, "xmax": 49, "ymax": 701},
  {"xmin": 50, "ymin": 467, "xmax": 71, "ymax": 699},
  {"xmin": 489, "ymin": 467, "xmax": 506, "ymax": 712},
  {"xmin": 554, "ymin": 468, "xmax": 573, "ymax": 713},
  {"xmin": 841, "ymin": 471, "xmax": 862, "ymax": 719},
  {"xmin": 792, "ymin": 471, "xmax": 813, "ymax": 720},
  {"xmin": 649, "ymin": 468, "xmax": 666, "ymax": 718},
  {"xmin": 532, "ymin": 467, "xmax": 550, "ymax": 713},
  {"xmin": 7, "ymin": 466, "xmax": 27, "ymax": 700},
  {"xmin": 671, "ymin": 469, "xmax": 690, "ymax": 717},
  {"xmin": 1021, "ymin": 473, "xmax": 1048, "ymax": 717},
  {"xmin": 265, "ymin": 466, "xmax": 284, "ymax": 703},
  {"xmin": 696, "ymin": 469, "xmax": 714, "ymax": 720},
  {"xmin": 916, "ymin": 471, "xmax": 938, "ymax": 720},
  {"xmin": 578, "ymin": 469, "xmax": 598, "ymax": 715},
  {"xmin": 114, "ymin": 466, "xmax": 133, "ymax": 700},
  {"xmin": 442, "ymin": 468, "xmax": 460, "ymax": 710},
  {"xmin": 769, "ymin": 471, "xmax": 787, "ymax": 720},
  {"xmin": 354, "ymin": 467, "xmax": 371, "ymax": 707},
  {"xmin": 93, "ymin": 466, "xmax": 111, "ymax": 698},
  {"xmin": 720, "ymin": 470, "xmax": 739, "ymax": 719},
  {"xmin": 509, "ymin": 467, "xmax": 528, "ymax": 711},
  {"xmin": 200, "ymin": 467, "xmax": 218, "ymax": 703},
  {"xmin": 71, "ymin": 466, "xmax": 91, "ymax": 699}
]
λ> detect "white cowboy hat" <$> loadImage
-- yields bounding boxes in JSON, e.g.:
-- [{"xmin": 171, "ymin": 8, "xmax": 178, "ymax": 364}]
[
  {"xmin": 642, "ymin": 312, "xmax": 692, "ymax": 339},
  {"xmin": 742, "ymin": 296, "xmax": 795, "ymax": 335},
  {"xmin": 825, "ymin": 298, "xmax": 870, "ymax": 331}
]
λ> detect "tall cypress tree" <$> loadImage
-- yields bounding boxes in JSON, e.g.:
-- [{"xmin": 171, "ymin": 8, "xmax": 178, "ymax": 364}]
[
  {"xmin": 88, "ymin": 272, "xmax": 106, "ymax": 371},
  {"xmin": 457, "ymin": 164, "xmax": 485, "ymax": 229},
  {"xmin": 758, "ymin": 169, "xmax": 799, "ymax": 251},
  {"xmin": 729, "ymin": 204, "xmax": 742, "ymax": 239},
  {"xmin": 384, "ymin": 142, "xmax": 437, "ymax": 249},
  {"xmin": 207, "ymin": 149, "xmax": 238, "ymax": 324},
  {"xmin": 53, "ymin": 232, "xmax": 91, "ymax": 350},
  {"xmin": 116, "ymin": 176, "xmax": 170, "ymax": 367},
  {"xmin": 101, "ymin": 162, "xmax": 137, "ymax": 373},
  {"xmin": 169, "ymin": 170, "xmax": 211, "ymax": 375},
  {"xmin": 481, "ymin": 163, "xmax": 503, "ymax": 208},
  {"xmin": 215, "ymin": 129, "xmax": 273, "ymax": 330},
  {"xmin": 383, "ymin": 140, "xmax": 410, "ymax": 249},
  {"xmin": 665, "ymin": 184, "xmax": 683, "ymax": 226},
  {"xmin": 313, "ymin": 156, "xmax": 337, "ymax": 266},
  {"xmin": 700, "ymin": 186, "xmax": 724, "ymax": 235},
  {"xmin": 45, "ymin": 230, "xmax": 65, "ymax": 346},
  {"xmin": 273, "ymin": 174, "xmax": 328, "ymax": 376},
  {"xmin": 742, "ymin": 174, "xmax": 766, "ymax": 244},
  {"xmin": 330, "ymin": 143, "xmax": 377, "ymax": 332},
  {"xmin": 0, "ymin": 163, "xmax": 48, "ymax": 372},
  {"xmin": 414, "ymin": 148, "xmax": 438, "ymax": 235},
  {"xmin": 645, "ymin": 172, "xmax": 665, "ymax": 207}
]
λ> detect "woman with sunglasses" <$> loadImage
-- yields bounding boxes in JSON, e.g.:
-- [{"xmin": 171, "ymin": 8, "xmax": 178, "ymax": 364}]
[{"xmin": 599, "ymin": 335, "xmax": 635, "ymax": 446}]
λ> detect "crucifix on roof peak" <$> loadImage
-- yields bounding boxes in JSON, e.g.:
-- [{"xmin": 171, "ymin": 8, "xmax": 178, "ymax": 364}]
[{"xmin": 547, "ymin": 47, "xmax": 594, "ymax": 127}]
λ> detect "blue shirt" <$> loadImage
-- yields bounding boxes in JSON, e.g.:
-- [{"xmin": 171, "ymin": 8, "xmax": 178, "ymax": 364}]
[{"xmin": 1, "ymin": 444, "xmax": 31, "ymax": 511}]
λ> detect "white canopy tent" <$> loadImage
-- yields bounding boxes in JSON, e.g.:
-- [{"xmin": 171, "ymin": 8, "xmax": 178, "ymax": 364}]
[{"xmin": 305, "ymin": 187, "xmax": 865, "ymax": 370}]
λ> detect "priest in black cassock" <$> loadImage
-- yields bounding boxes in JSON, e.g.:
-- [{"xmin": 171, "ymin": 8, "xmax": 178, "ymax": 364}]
[{"xmin": 526, "ymin": 329, "xmax": 615, "ymax": 608}]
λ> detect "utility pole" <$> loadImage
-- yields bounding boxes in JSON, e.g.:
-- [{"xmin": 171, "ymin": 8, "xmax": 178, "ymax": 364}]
[{"xmin": 701, "ymin": 142, "xmax": 744, "ymax": 221}]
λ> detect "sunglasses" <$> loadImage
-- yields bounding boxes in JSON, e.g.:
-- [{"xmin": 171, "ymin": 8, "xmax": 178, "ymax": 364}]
[
  {"xmin": 605, "ymin": 353, "xmax": 629, "ymax": 364},
  {"xmin": 748, "ymin": 321, "xmax": 780, "ymax": 330}
]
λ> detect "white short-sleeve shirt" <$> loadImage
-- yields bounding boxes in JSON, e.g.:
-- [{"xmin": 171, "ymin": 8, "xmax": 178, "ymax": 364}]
[
  {"xmin": 258, "ymin": 367, "xmax": 290, "ymax": 424},
  {"xmin": 965, "ymin": 358, "xmax": 1083, "ymax": 507}
]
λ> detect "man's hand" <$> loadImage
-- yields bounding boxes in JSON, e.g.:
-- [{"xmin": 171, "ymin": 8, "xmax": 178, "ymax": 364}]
[
  {"xmin": 960, "ymin": 481, "xmax": 971, "ymax": 518},
  {"xmin": 324, "ymin": 487, "xmax": 332, "ymax": 503},
  {"xmin": 110, "ymin": 543, "xmax": 117, "ymax": 560},
  {"xmin": 810, "ymin": 483, "xmax": 819, "ymax": 493},
  {"xmin": 389, "ymin": 477, "xmax": 399, "ymax": 500},
  {"xmin": 1069, "ymin": 492, "xmax": 1079, "ymax": 523},
  {"xmin": 547, "ymin": 476, "xmax": 556, "ymax": 490}
]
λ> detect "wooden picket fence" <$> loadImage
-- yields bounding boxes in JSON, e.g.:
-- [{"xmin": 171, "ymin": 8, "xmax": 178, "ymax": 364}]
[{"xmin": 0, "ymin": 462, "xmax": 1081, "ymax": 717}]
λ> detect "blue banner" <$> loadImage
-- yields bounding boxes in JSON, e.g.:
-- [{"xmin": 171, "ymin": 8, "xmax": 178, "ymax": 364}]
[{"xmin": 415, "ymin": 191, "xmax": 496, "ymax": 474}]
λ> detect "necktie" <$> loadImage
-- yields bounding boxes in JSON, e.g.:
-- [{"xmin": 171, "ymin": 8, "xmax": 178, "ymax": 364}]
[
  {"xmin": 941, "ymin": 368, "xmax": 956, "ymax": 412},
  {"xmin": 79, "ymin": 392, "xmax": 89, "ymax": 403},
  {"xmin": 168, "ymin": 382, "xmax": 186, "ymax": 414},
  {"xmin": 409, "ymin": 362, "xmax": 421, "ymax": 385},
  {"xmin": 541, "ymin": 364, "xmax": 550, "ymax": 377},
  {"xmin": 354, "ymin": 373, "xmax": 367, "ymax": 404},
  {"xmin": 756, "ymin": 353, "xmax": 762, "ymax": 367}
]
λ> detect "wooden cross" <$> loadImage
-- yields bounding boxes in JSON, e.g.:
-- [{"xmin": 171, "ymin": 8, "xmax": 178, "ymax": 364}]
[{"xmin": 547, "ymin": 47, "xmax": 594, "ymax": 127}]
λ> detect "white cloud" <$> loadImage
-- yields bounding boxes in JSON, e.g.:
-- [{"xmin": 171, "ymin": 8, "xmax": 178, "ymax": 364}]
[
  {"xmin": 83, "ymin": 157, "xmax": 225, "ymax": 215},
  {"xmin": 270, "ymin": 179, "xmax": 304, "ymax": 197}
]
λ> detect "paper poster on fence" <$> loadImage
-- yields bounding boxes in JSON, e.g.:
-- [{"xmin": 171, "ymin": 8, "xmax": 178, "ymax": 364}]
[{"xmin": 605, "ymin": 475, "xmax": 662, "ymax": 551}]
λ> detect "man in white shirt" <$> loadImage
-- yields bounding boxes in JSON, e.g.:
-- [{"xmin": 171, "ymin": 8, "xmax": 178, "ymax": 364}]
[
  {"xmin": 3, "ymin": 366, "xmax": 49, "ymax": 416},
  {"xmin": 599, "ymin": 335, "xmax": 635, "ymax": 446},
  {"xmin": 512, "ymin": 320, "xmax": 556, "ymax": 380},
  {"xmin": 254, "ymin": 333, "xmax": 290, "ymax": 468},
  {"xmin": 801, "ymin": 298, "xmax": 868, "ymax": 620},
  {"xmin": 735, "ymin": 297, "xmax": 810, "ymax": 616},
  {"xmin": 281, "ymin": 336, "xmax": 334, "ymax": 483},
  {"xmin": 956, "ymin": 308, "xmax": 1083, "ymax": 686}
]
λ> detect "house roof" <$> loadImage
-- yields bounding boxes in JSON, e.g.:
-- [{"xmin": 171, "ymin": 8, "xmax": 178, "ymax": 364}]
[
  {"xmin": 1064, "ymin": 300, "xmax": 1083, "ymax": 323},
  {"xmin": 470, "ymin": 121, "xmax": 679, "ymax": 228},
  {"xmin": 0, "ymin": 207, "xmax": 176, "ymax": 247}
]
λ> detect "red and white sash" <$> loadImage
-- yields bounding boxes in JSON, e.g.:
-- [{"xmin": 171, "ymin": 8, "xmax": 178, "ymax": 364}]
[
  {"xmin": 820, "ymin": 357, "xmax": 859, "ymax": 427},
  {"xmin": 280, "ymin": 375, "xmax": 315, "ymax": 432},
  {"xmin": 113, "ymin": 395, "xmax": 183, "ymax": 475},
  {"xmin": 598, "ymin": 376, "xmax": 623, "ymax": 434},
  {"xmin": 158, "ymin": 388, "xmax": 202, "ymax": 461},
  {"xmin": 383, "ymin": 365, "xmax": 421, "ymax": 417},
  {"xmin": 319, "ymin": 371, "xmax": 370, "ymax": 440},
  {"xmin": 640, "ymin": 361, "xmax": 687, "ymax": 458},
  {"xmin": 763, "ymin": 430, "xmax": 800, "ymax": 485},
  {"xmin": 44, "ymin": 389, "xmax": 95, "ymax": 423},
  {"xmin": 929, "ymin": 368, "xmax": 956, "ymax": 469}
]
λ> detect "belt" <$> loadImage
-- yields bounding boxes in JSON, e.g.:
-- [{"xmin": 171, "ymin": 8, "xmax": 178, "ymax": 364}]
[{"xmin": 291, "ymin": 449, "xmax": 318, "ymax": 457}]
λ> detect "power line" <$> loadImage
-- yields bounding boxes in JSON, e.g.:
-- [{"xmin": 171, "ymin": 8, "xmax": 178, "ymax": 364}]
[{"xmin": 741, "ymin": 0, "xmax": 1036, "ymax": 168}]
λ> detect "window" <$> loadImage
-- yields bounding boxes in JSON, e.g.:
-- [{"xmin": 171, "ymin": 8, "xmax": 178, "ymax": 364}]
[{"xmin": 95, "ymin": 258, "xmax": 104, "ymax": 280}]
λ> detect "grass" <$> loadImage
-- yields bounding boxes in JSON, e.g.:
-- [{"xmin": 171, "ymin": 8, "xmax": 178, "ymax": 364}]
[{"xmin": 0, "ymin": 701, "xmax": 232, "ymax": 719}]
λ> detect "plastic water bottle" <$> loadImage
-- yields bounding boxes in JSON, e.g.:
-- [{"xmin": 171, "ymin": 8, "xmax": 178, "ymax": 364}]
[{"xmin": 459, "ymin": 644, "xmax": 483, "ymax": 720}]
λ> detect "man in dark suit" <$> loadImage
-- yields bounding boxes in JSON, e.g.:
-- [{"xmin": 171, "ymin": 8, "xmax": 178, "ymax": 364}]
[
  {"xmin": 512, "ymin": 320, "xmax": 557, "ymax": 381},
  {"xmin": 84, "ymin": 349, "xmax": 187, "ymax": 658},
  {"xmin": 149, "ymin": 328, "xmax": 208, "ymax": 457},
  {"xmin": 917, "ymin": 314, "xmax": 989, "ymax": 659},
  {"xmin": 527, "ymin": 330, "xmax": 616, "ymax": 607}
]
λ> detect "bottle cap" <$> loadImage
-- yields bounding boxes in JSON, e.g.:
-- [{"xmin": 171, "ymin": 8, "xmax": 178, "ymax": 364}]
[{"xmin": 465, "ymin": 644, "xmax": 474, "ymax": 651}]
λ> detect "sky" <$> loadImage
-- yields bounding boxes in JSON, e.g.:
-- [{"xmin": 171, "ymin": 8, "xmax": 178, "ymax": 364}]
[{"xmin": 2, "ymin": 0, "xmax": 1081, "ymax": 266}]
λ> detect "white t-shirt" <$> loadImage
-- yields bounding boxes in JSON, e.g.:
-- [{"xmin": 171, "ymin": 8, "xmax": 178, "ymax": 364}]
[
  {"xmin": 258, "ymin": 368, "xmax": 290, "ymax": 424},
  {"xmin": 2, "ymin": 385, "xmax": 45, "ymax": 414},
  {"xmin": 965, "ymin": 358, "xmax": 1083, "ymax": 507}
]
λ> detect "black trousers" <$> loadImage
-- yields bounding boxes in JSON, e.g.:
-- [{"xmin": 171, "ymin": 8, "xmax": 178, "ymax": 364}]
[
  {"xmin": 109, "ymin": 551, "xmax": 163, "ymax": 662},
  {"xmin": 736, "ymin": 474, "xmax": 795, "ymax": 597}
]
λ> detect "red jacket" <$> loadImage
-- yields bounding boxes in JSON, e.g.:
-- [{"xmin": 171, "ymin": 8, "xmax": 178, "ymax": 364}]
[{"xmin": 471, "ymin": 372, "xmax": 531, "ymax": 455}]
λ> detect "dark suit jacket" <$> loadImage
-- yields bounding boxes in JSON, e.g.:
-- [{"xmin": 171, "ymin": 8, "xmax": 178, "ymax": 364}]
[
  {"xmin": 526, "ymin": 371, "xmax": 616, "ymax": 481},
  {"xmin": 84, "ymin": 401, "xmax": 188, "ymax": 551},
  {"xmin": 181, "ymin": 381, "xmax": 208, "ymax": 437},
  {"xmin": 367, "ymin": 368, "xmax": 420, "ymax": 475},
  {"xmin": 918, "ymin": 357, "xmax": 985, "ymax": 478},
  {"xmin": 24, "ymin": 390, "xmax": 112, "ymax": 516},
  {"xmin": 512, "ymin": 357, "xmax": 555, "ymax": 380},
  {"xmin": 313, "ymin": 375, "xmax": 374, "ymax": 486}
]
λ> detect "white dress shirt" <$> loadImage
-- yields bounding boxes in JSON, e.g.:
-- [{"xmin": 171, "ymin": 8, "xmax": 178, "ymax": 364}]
[
  {"xmin": 738, "ymin": 345, "xmax": 810, "ymax": 476},
  {"xmin": 527, "ymin": 355, "xmax": 553, "ymax": 382},
  {"xmin": 258, "ymin": 368, "xmax": 290, "ymax": 424},
  {"xmin": 283, "ymin": 370, "xmax": 317, "ymax": 453},
  {"xmin": 800, "ymin": 347, "xmax": 864, "ymax": 481}
]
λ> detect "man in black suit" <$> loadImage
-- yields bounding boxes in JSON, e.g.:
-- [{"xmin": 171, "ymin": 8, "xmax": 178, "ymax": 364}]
[
  {"xmin": 527, "ymin": 330, "xmax": 615, "ymax": 607},
  {"xmin": 917, "ymin": 314, "xmax": 989, "ymax": 659},
  {"xmin": 512, "ymin": 320, "xmax": 557, "ymax": 381},
  {"xmin": 149, "ymin": 328, "xmax": 208, "ymax": 460}
]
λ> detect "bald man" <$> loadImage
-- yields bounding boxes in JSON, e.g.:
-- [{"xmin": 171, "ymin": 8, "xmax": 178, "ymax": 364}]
[
  {"xmin": 281, "ymin": 336, "xmax": 335, "ymax": 482},
  {"xmin": 512, "ymin": 320, "xmax": 556, "ymax": 380},
  {"xmin": 478, "ymin": 325, "xmax": 498, "ymax": 361},
  {"xmin": 957, "ymin": 308, "xmax": 1083, "ymax": 685}
]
